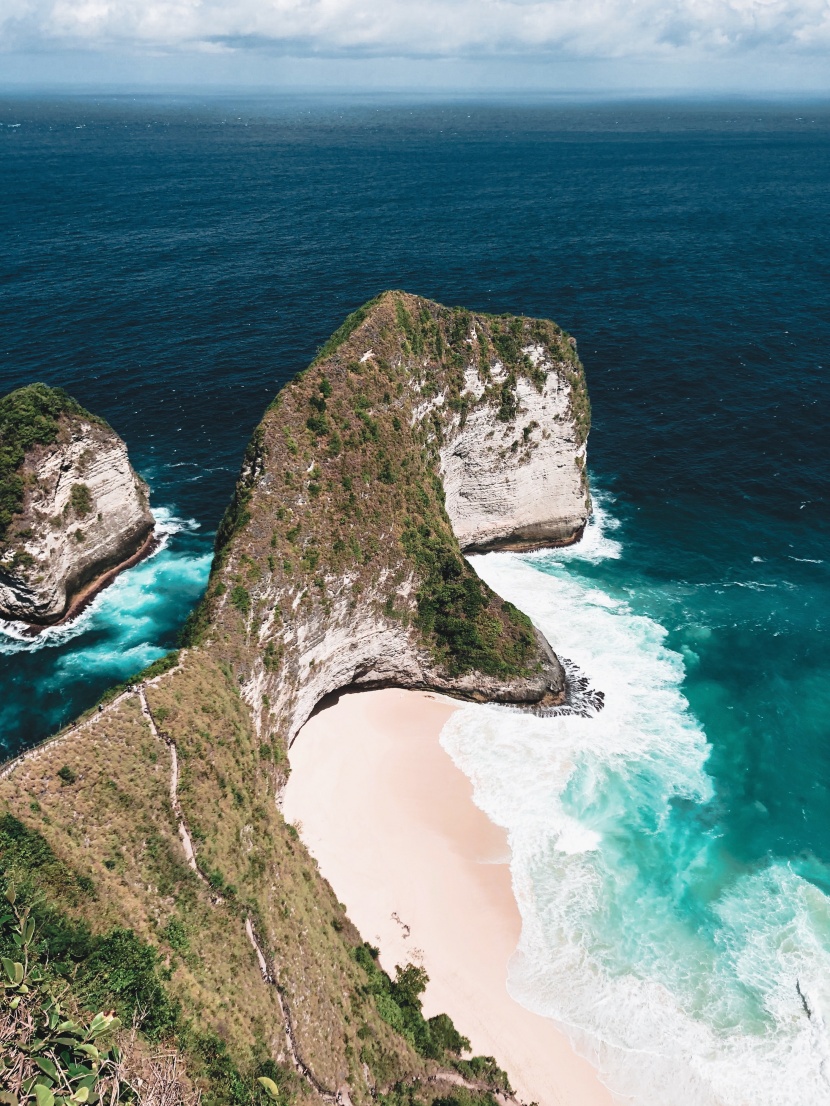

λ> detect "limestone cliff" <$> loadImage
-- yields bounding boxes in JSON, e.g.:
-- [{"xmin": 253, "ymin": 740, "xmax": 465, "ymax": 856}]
[
  {"xmin": 0, "ymin": 383, "xmax": 154, "ymax": 625},
  {"xmin": 188, "ymin": 291, "xmax": 591, "ymax": 743},
  {"xmin": 0, "ymin": 298, "xmax": 594, "ymax": 1106},
  {"xmin": 441, "ymin": 343, "xmax": 589, "ymax": 551}
]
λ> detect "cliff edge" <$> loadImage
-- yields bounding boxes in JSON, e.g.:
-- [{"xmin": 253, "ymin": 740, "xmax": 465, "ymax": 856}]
[
  {"xmin": 0, "ymin": 383, "xmax": 154, "ymax": 625},
  {"xmin": 0, "ymin": 297, "xmax": 594, "ymax": 1106},
  {"xmin": 189, "ymin": 291, "xmax": 591, "ymax": 742}
]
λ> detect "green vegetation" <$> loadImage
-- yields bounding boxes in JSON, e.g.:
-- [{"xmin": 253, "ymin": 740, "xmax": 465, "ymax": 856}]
[
  {"xmin": 354, "ymin": 947, "xmax": 474, "ymax": 1064},
  {"xmin": 94, "ymin": 650, "xmax": 180, "ymax": 708},
  {"xmin": 0, "ymin": 293, "xmax": 590, "ymax": 1106},
  {"xmin": 311, "ymin": 295, "xmax": 384, "ymax": 366},
  {"xmin": 183, "ymin": 426, "xmax": 266, "ymax": 646},
  {"xmin": 0, "ymin": 817, "xmax": 176, "ymax": 1041},
  {"xmin": 402, "ymin": 522, "xmax": 535, "ymax": 678},
  {"xmin": 206, "ymin": 291, "xmax": 584, "ymax": 684},
  {"xmin": 231, "ymin": 585, "xmax": 251, "ymax": 617},
  {"xmin": 0, "ymin": 719, "xmax": 301, "ymax": 1106},
  {"xmin": 70, "ymin": 483, "xmax": 92, "ymax": 518},
  {"xmin": 0, "ymin": 883, "xmax": 125, "ymax": 1106},
  {"xmin": 214, "ymin": 427, "xmax": 266, "ymax": 561},
  {"xmin": 0, "ymin": 863, "xmax": 290, "ymax": 1106},
  {"xmin": 351, "ymin": 946, "xmax": 510, "ymax": 1100},
  {"xmin": 3, "ymin": 657, "xmax": 474, "ymax": 1106},
  {"xmin": 0, "ymin": 384, "xmax": 100, "ymax": 545}
]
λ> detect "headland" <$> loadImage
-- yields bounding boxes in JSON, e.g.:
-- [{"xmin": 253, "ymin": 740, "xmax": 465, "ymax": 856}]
[{"xmin": 0, "ymin": 292, "xmax": 601, "ymax": 1106}]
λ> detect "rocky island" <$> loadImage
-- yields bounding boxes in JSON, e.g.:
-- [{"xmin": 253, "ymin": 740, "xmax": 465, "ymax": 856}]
[
  {"xmin": 0, "ymin": 294, "xmax": 594, "ymax": 1106},
  {"xmin": 0, "ymin": 383, "xmax": 154, "ymax": 626}
]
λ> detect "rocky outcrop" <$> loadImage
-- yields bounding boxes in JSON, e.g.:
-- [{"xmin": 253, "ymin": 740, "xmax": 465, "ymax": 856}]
[
  {"xmin": 0, "ymin": 305, "xmax": 592, "ymax": 1106},
  {"xmin": 441, "ymin": 348, "xmax": 589, "ymax": 552},
  {"xmin": 0, "ymin": 384, "xmax": 154, "ymax": 625},
  {"xmin": 191, "ymin": 291, "xmax": 591, "ymax": 744}
]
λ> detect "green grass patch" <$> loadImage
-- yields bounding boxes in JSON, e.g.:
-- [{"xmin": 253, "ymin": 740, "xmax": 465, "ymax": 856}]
[{"xmin": 0, "ymin": 383, "xmax": 102, "ymax": 544}]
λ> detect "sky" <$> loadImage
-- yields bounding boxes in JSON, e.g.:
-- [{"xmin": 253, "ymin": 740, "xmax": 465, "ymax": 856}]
[{"xmin": 1, "ymin": 0, "xmax": 829, "ymax": 93}]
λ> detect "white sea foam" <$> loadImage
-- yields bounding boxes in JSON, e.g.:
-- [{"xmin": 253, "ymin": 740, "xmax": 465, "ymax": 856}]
[
  {"xmin": 523, "ymin": 492, "xmax": 623, "ymax": 565},
  {"xmin": 0, "ymin": 507, "xmax": 204, "ymax": 654},
  {"xmin": 439, "ymin": 503, "xmax": 830, "ymax": 1106}
]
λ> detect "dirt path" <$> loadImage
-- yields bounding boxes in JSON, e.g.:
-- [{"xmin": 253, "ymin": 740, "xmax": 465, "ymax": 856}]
[{"xmin": 1, "ymin": 657, "xmax": 519, "ymax": 1106}]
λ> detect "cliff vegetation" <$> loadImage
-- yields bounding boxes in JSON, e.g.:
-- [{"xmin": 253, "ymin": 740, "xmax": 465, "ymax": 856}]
[
  {"xmin": 0, "ymin": 384, "xmax": 103, "ymax": 547},
  {"xmin": 0, "ymin": 383, "xmax": 153, "ymax": 625},
  {"xmin": 188, "ymin": 291, "xmax": 589, "ymax": 744},
  {"xmin": 2, "ymin": 293, "xmax": 591, "ymax": 1106}
]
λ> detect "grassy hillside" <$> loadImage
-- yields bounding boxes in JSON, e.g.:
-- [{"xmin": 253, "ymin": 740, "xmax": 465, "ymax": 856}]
[
  {"xmin": 0, "ymin": 652, "xmax": 511, "ymax": 1106},
  {"xmin": 1, "ymin": 294, "xmax": 590, "ymax": 1106}
]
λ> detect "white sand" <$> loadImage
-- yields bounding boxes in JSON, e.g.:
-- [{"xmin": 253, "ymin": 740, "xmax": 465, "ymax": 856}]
[{"xmin": 282, "ymin": 688, "xmax": 615, "ymax": 1106}]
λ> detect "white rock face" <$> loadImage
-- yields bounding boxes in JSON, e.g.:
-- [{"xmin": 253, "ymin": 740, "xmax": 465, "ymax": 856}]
[
  {"xmin": 0, "ymin": 417, "xmax": 154, "ymax": 624},
  {"xmin": 214, "ymin": 293, "xmax": 592, "ymax": 742},
  {"xmin": 232, "ymin": 359, "xmax": 583, "ymax": 742},
  {"xmin": 440, "ymin": 357, "xmax": 588, "ymax": 551},
  {"xmin": 246, "ymin": 572, "xmax": 562, "ymax": 745}
]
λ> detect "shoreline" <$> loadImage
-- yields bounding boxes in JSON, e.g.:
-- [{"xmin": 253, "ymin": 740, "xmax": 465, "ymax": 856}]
[
  {"xmin": 16, "ymin": 525, "xmax": 158, "ymax": 635},
  {"xmin": 283, "ymin": 687, "xmax": 614, "ymax": 1106}
]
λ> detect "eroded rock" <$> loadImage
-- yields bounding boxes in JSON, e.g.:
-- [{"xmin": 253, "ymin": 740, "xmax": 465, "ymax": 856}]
[
  {"xmin": 0, "ymin": 384, "xmax": 154, "ymax": 625},
  {"xmin": 192, "ymin": 292, "xmax": 592, "ymax": 742}
]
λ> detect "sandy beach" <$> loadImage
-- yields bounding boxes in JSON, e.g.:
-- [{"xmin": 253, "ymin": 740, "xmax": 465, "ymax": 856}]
[{"xmin": 282, "ymin": 688, "xmax": 614, "ymax": 1106}]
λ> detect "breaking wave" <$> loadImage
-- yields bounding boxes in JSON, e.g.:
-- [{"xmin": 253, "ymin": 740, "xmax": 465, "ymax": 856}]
[
  {"xmin": 441, "ymin": 499, "xmax": 830, "ymax": 1106},
  {"xmin": 0, "ymin": 507, "xmax": 203, "ymax": 655}
]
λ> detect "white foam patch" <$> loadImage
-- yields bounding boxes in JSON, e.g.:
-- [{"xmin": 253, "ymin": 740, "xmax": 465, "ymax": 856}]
[
  {"xmin": 523, "ymin": 491, "xmax": 623, "ymax": 565},
  {"xmin": 437, "ymin": 507, "xmax": 830, "ymax": 1106},
  {"xmin": 0, "ymin": 507, "xmax": 208, "ymax": 655}
]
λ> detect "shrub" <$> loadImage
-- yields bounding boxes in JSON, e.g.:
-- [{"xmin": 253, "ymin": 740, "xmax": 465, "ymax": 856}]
[
  {"xmin": 0, "ymin": 383, "xmax": 101, "ymax": 544},
  {"xmin": 496, "ymin": 377, "xmax": 517, "ymax": 422},
  {"xmin": 70, "ymin": 482, "xmax": 92, "ymax": 517},
  {"xmin": 230, "ymin": 585, "xmax": 251, "ymax": 616},
  {"xmin": 79, "ymin": 928, "xmax": 179, "ymax": 1039},
  {"xmin": 353, "ymin": 945, "xmax": 473, "ymax": 1063},
  {"xmin": 0, "ymin": 885, "xmax": 125, "ymax": 1106}
]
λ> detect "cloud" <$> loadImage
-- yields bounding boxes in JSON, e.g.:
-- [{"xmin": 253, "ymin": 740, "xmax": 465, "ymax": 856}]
[{"xmin": 2, "ymin": 0, "xmax": 830, "ymax": 60}]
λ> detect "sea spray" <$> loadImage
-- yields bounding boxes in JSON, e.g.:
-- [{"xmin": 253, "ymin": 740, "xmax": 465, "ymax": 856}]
[
  {"xmin": 0, "ymin": 507, "xmax": 203, "ymax": 654},
  {"xmin": 440, "ymin": 503, "xmax": 830, "ymax": 1106},
  {"xmin": 0, "ymin": 507, "xmax": 212, "ymax": 756}
]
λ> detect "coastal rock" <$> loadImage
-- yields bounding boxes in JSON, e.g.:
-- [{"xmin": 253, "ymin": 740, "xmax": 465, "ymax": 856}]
[
  {"xmin": 0, "ymin": 384, "xmax": 154, "ymax": 625},
  {"xmin": 195, "ymin": 292, "xmax": 591, "ymax": 743},
  {"xmin": 0, "ymin": 300, "xmax": 593, "ymax": 1103},
  {"xmin": 442, "ymin": 362, "xmax": 589, "ymax": 551}
]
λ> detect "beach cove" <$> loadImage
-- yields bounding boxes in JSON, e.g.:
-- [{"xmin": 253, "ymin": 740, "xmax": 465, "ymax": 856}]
[
  {"xmin": 282, "ymin": 688, "xmax": 615, "ymax": 1106},
  {"xmin": 2, "ymin": 98, "xmax": 829, "ymax": 1106}
]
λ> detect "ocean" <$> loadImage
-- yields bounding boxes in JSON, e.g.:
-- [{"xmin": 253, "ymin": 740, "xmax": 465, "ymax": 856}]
[{"xmin": 1, "ymin": 94, "xmax": 828, "ymax": 1104}]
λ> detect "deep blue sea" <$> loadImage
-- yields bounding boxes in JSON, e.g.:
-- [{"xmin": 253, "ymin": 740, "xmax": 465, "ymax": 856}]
[{"xmin": 1, "ymin": 95, "xmax": 828, "ymax": 1104}]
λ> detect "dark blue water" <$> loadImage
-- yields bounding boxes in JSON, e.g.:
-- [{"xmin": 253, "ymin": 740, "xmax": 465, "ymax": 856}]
[{"xmin": 2, "ymin": 94, "xmax": 829, "ymax": 1101}]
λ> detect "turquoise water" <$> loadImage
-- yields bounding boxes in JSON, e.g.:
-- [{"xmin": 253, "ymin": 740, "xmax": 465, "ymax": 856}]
[
  {"xmin": 0, "ymin": 510, "xmax": 211, "ymax": 750},
  {"xmin": 2, "ymin": 96, "xmax": 829, "ymax": 1101},
  {"xmin": 442, "ymin": 494, "xmax": 830, "ymax": 1104}
]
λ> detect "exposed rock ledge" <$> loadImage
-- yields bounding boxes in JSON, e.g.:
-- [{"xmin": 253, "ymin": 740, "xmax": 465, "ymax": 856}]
[
  {"xmin": 188, "ymin": 291, "xmax": 591, "ymax": 744},
  {"xmin": 0, "ymin": 384, "xmax": 154, "ymax": 625}
]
